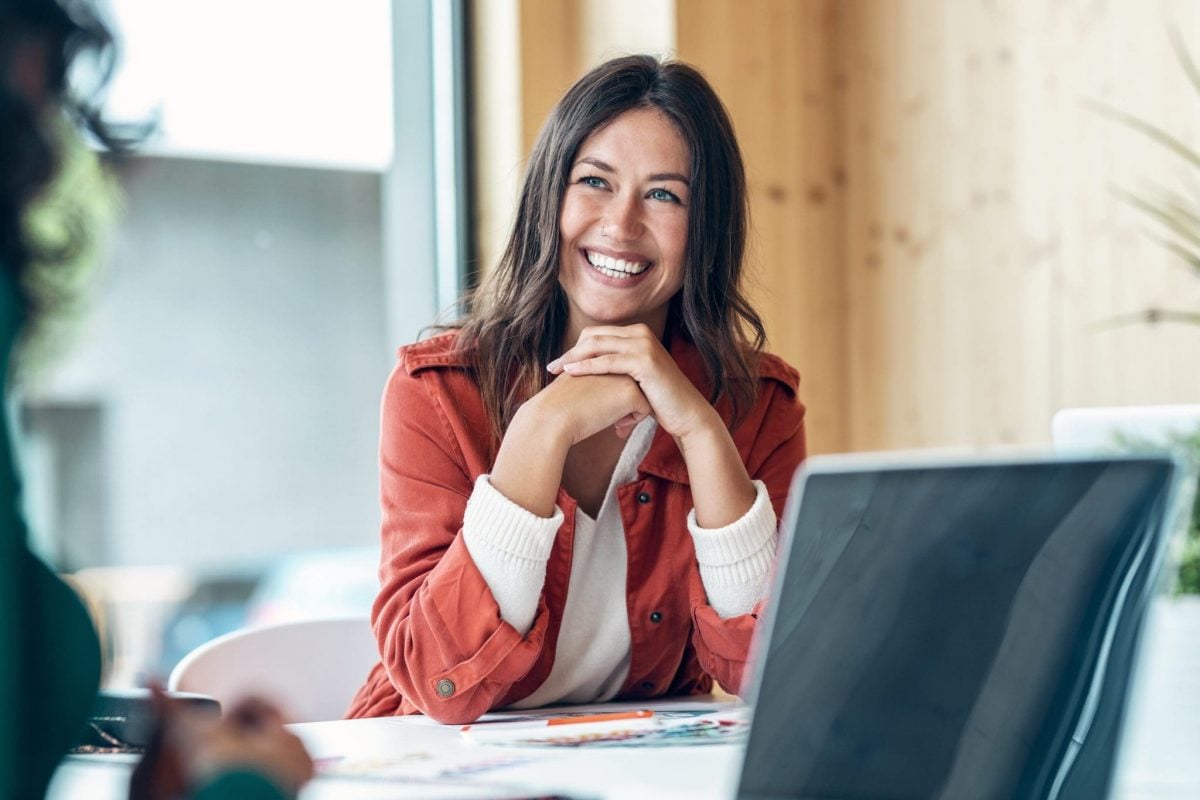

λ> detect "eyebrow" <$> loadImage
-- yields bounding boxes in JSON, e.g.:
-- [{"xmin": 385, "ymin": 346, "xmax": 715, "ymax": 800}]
[{"xmin": 576, "ymin": 156, "xmax": 691, "ymax": 186}]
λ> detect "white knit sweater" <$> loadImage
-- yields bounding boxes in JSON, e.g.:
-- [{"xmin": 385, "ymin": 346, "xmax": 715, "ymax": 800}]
[{"xmin": 461, "ymin": 418, "xmax": 777, "ymax": 708}]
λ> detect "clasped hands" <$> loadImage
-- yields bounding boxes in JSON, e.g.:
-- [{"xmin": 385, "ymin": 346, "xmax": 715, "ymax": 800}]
[
  {"xmin": 541, "ymin": 324, "xmax": 719, "ymax": 444},
  {"xmin": 498, "ymin": 323, "xmax": 755, "ymax": 526}
]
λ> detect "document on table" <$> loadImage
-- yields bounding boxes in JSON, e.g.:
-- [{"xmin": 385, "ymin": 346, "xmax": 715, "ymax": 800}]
[
  {"xmin": 300, "ymin": 696, "xmax": 744, "ymax": 798},
  {"xmin": 459, "ymin": 704, "xmax": 750, "ymax": 747}
]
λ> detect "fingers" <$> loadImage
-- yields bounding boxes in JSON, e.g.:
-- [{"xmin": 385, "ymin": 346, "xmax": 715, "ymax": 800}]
[
  {"xmin": 146, "ymin": 682, "xmax": 177, "ymax": 721},
  {"xmin": 612, "ymin": 411, "xmax": 645, "ymax": 439},
  {"xmin": 227, "ymin": 696, "xmax": 286, "ymax": 730},
  {"xmin": 547, "ymin": 325, "xmax": 659, "ymax": 374},
  {"xmin": 130, "ymin": 686, "xmax": 191, "ymax": 800},
  {"xmin": 133, "ymin": 685, "xmax": 314, "ymax": 798},
  {"xmin": 548, "ymin": 336, "xmax": 631, "ymax": 374},
  {"xmin": 559, "ymin": 352, "xmax": 633, "ymax": 377},
  {"xmin": 186, "ymin": 696, "xmax": 314, "ymax": 794},
  {"xmin": 286, "ymin": 733, "xmax": 317, "ymax": 784},
  {"xmin": 539, "ymin": 369, "xmax": 653, "ymax": 445}
]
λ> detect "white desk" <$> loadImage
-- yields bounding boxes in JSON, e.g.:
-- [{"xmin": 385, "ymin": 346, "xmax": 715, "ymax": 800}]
[
  {"xmin": 47, "ymin": 598, "xmax": 1200, "ymax": 800},
  {"xmin": 47, "ymin": 692, "xmax": 1197, "ymax": 800},
  {"xmin": 291, "ymin": 697, "xmax": 743, "ymax": 800},
  {"xmin": 49, "ymin": 697, "xmax": 744, "ymax": 800}
]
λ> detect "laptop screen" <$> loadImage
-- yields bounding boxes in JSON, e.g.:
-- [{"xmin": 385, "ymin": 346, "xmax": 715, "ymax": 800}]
[{"xmin": 737, "ymin": 456, "xmax": 1176, "ymax": 800}]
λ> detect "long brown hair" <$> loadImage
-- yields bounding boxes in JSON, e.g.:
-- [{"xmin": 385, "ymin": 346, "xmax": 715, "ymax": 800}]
[{"xmin": 459, "ymin": 55, "xmax": 766, "ymax": 441}]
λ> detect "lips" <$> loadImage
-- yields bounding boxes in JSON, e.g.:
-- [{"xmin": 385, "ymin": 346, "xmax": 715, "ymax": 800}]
[{"xmin": 584, "ymin": 249, "xmax": 651, "ymax": 280}]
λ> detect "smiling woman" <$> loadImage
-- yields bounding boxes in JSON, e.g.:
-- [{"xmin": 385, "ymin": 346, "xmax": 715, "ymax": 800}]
[
  {"xmin": 557, "ymin": 108, "xmax": 690, "ymax": 338},
  {"xmin": 348, "ymin": 55, "xmax": 807, "ymax": 725}
]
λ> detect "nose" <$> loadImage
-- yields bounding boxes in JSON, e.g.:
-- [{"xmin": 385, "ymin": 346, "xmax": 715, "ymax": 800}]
[{"xmin": 602, "ymin": 191, "xmax": 644, "ymax": 242}]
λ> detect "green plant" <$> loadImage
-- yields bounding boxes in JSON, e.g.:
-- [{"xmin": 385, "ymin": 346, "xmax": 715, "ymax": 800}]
[
  {"xmin": 1088, "ymin": 28, "xmax": 1200, "ymax": 594},
  {"xmin": 1088, "ymin": 26, "xmax": 1200, "ymax": 327},
  {"xmin": 1112, "ymin": 427, "xmax": 1200, "ymax": 595}
]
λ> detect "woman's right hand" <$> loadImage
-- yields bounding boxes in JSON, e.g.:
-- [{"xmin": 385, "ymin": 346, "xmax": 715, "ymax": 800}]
[
  {"xmin": 489, "ymin": 372, "xmax": 650, "ymax": 518},
  {"xmin": 531, "ymin": 371, "xmax": 653, "ymax": 445}
]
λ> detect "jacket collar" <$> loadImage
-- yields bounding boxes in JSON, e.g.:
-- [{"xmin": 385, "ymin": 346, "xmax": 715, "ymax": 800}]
[
  {"xmin": 403, "ymin": 330, "xmax": 792, "ymax": 488},
  {"xmin": 637, "ymin": 333, "xmax": 799, "ymax": 486}
]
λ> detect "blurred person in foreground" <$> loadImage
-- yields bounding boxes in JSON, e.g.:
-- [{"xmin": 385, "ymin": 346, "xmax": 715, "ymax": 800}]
[{"xmin": 0, "ymin": 0, "xmax": 312, "ymax": 797}]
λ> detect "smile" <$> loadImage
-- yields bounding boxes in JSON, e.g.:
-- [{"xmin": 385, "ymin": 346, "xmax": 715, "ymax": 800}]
[{"xmin": 585, "ymin": 250, "xmax": 650, "ymax": 280}]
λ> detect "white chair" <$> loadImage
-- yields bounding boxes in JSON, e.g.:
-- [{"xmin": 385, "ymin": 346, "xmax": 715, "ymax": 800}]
[
  {"xmin": 168, "ymin": 616, "xmax": 379, "ymax": 723},
  {"xmin": 1051, "ymin": 404, "xmax": 1200, "ymax": 451}
]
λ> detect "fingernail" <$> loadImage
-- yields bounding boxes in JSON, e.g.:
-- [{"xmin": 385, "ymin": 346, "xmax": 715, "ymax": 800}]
[{"xmin": 546, "ymin": 358, "xmax": 562, "ymax": 372}]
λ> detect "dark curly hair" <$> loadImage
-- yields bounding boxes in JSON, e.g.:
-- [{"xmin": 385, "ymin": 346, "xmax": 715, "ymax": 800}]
[{"xmin": 0, "ymin": 0, "xmax": 127, "ymax": 300}]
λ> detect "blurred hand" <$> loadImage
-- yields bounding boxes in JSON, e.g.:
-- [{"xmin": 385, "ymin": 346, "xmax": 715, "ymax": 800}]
[{"xmin": 129, "ymin": 688, "xmax": 314, "ymax": 800}]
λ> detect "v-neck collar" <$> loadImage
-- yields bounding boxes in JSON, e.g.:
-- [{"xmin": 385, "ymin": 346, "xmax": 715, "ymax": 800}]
[{"xmin": 577, "ymin": 416, "xmax": 658, "ymax": 524}]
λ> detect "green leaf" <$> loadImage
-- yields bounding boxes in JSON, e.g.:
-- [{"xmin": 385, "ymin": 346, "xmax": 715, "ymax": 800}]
[
  {"xmin": 1087, "ymin": 99, "xmax": 1200, "ymax": 173},
  {"xmin": 1090, "ymin": 308, "xmax": 1200, "ymax": 330},
  {"xmin": 1168, "ymin": 25, "xmax": 1200, "ymax": 100},
  {"xmin": 1144, "ymin": 229, "xmax": 1200, "ymax": 276},
  {"xmin": 1113, "ymin": 185, "xmax": 1200, "ymax": 250}
]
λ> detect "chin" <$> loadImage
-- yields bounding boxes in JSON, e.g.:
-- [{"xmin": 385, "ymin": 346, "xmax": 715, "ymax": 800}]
[{"xmin": 580, "ymin": 304, "xmax": 659, "ymax": 329}]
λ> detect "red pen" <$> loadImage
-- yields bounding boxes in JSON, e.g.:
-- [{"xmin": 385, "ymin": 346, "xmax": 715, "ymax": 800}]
[{"xmin": 545, "ymin": 709, "xmax": 653, "ymax": 726}]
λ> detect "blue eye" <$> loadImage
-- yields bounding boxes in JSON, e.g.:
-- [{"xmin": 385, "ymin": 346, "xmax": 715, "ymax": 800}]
[
  {"xmin": 648, "ymin": 188, "xmax": 680, "ymax": 203},
  {"xmin": 580, "ymin": 176, "xmax": 607, "ymax": 188}
]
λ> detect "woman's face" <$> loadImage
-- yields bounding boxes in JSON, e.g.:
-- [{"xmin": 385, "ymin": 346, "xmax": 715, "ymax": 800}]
[{"xmin": 557, "ymin": 107, "xmax": 691, "ymax": 344}]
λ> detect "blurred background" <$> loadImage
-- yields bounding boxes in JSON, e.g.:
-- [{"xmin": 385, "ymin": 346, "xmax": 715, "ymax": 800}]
[{"xmin": 18, "ymin": 0, "xmax": 1200, "ymax": 686}]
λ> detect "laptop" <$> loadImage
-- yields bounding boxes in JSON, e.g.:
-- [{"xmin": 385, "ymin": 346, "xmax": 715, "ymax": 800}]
[{"xmin": 735, "ymin": 453, "xmax": 1180, "ymax": 800}]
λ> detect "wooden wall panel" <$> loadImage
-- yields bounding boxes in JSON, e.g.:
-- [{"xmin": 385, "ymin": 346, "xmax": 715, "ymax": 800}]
[
  {"xmin": 470, "ymin": 0, "xmax": 674, "ymax": 280},
  {"xmin": 840, "ymin": 0, "xmax": 1200, "ymax": 451},
  {"xmin": 678, "ymin": 0, "xmax": 848, "ymax": 455},
  {"xmin": 517, "ymin": 0, "xmax": 581, "ymax": 156},
  {"xmin": 473, "ymin": 1, "xmax": 1200, "ymax": 455},
  {"xmin": 839, "ymin": 1, "xmax": 1041, "ymax": 450},
  {"xmin": 1038, "ymin": 0, "xmax": 1200, "ymax": 415}
]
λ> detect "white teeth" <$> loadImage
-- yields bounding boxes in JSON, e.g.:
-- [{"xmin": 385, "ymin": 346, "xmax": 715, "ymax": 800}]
[{"xmin": 586, "ymin": 250, "xmax": 649, "ymax": 277}]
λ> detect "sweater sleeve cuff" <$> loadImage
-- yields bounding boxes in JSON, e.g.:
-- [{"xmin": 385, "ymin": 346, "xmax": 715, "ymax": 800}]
[
  {"xmin": 687, "ymin": 479, "xmax": 777, "ymax": 619},
  {"xmin": 462, "ymin": 475, "xmax": 563, "ymax": 633}
]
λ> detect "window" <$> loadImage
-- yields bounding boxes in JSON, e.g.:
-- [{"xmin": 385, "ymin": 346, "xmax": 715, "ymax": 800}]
[{"xmin": 21, "ymin": 0, "xmax": 471, "ymax": 685}]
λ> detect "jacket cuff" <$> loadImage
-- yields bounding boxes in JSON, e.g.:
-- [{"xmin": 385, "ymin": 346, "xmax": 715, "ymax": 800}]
[
  {"xmin": 687, "ymin": 479, "xmax": 777, "ymax": 618},
  {"xmin": 462, "ymin": 475, "xmax": 563, "ymax": 633}
]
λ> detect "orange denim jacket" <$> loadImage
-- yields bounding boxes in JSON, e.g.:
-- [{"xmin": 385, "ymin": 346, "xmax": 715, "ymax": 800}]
[{"xmin": 346, "ymin": 331, "xmax": 806, "ymax": 724}]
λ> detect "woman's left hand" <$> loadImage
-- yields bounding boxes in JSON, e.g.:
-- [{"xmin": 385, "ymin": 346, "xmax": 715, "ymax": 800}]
[{"xmin": 548, "ymin": 324, "xmax": 718, "ymax": 441}]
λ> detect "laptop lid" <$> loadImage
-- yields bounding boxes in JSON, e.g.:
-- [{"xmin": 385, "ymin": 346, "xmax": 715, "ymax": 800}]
[{"xmin": 736, "ymin": 454, "xmax": 1178, "ymax": 800}]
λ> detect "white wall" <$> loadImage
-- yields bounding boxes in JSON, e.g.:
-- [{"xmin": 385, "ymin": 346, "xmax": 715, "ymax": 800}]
[{"xmin": 32, "ymin": 157, "xmax": 390, "ymax": 569}]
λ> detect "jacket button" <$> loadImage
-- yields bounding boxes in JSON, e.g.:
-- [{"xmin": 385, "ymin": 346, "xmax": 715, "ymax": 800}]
[
  {"xmin": 637, "ymin": 491, "xmax": 651, "ymax": 504},
  {"xmin": 435, "ymin": 679, "xmax": 455, "ymax": 698},
  {"xmin": 649, "ymin": 611, "xmax": 662, "ymax": 623}
]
